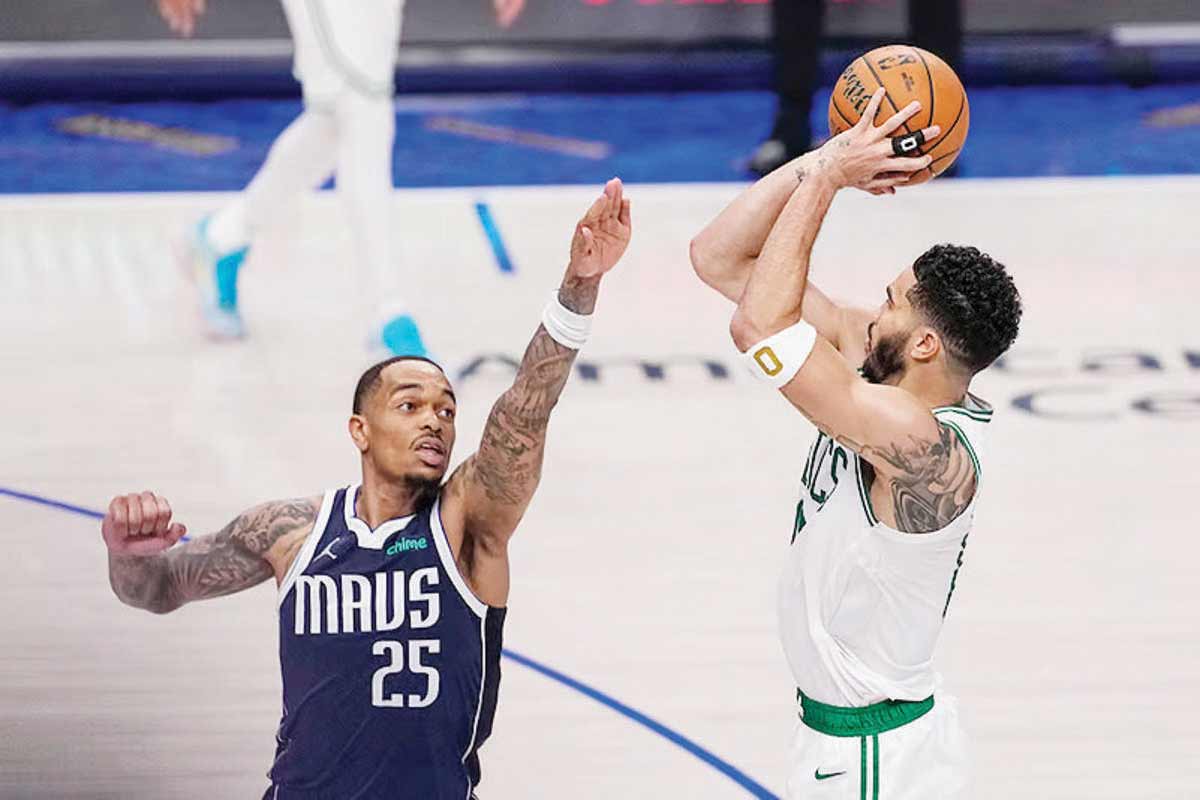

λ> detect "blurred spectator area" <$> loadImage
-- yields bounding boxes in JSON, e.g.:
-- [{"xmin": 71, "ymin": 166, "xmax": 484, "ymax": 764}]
[{"xmin": 2, "ymin": 0, "xmax": 1199, "ymax": 99}]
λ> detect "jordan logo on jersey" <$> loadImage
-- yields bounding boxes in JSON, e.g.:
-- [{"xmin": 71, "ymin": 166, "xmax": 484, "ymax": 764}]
[
  {"xmin": 293, "ymin": 567, "xmax": 442, "ymax": 635},
  {"xmin": 313, "ymin": 534, "xmax": 354, "ymax": 565}
]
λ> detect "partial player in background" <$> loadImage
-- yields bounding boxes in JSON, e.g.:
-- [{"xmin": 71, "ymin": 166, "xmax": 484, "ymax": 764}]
[
  {"xmin": 101, "ymin": 179, "xmax": 629, "ymax": 798},
  {"xmin": 156, "ymin": 0, "xmax": 526, "ymax": 355},
  {"xmin": 691, "ymin": 89, "xmax": 1021, "ymax": 797}
]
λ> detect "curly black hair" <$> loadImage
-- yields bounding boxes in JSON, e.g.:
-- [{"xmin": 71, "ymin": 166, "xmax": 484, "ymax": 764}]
[{"xmin": 908, "ymin": 244, "xmax": 1022, "ymax": 375}]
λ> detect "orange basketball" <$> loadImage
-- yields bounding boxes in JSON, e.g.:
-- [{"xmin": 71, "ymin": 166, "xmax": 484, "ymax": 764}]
[{"xmin": 828, "ymin": 44, "xmax": 969, "ymax": 185}]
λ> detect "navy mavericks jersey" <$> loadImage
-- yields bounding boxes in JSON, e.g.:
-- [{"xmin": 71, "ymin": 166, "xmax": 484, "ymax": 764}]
[{"xmin": 269, "ymin": 485, "xmax": 505, "ymax": 800}]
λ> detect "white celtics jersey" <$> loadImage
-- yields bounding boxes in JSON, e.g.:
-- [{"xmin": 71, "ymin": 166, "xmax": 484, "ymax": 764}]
[{"xmin": 777, "ymin": 395, "xmax": 992, "ymax": 707}]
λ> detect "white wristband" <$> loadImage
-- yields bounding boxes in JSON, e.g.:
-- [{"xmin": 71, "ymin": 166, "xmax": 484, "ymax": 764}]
[
  {"xmin": 541, "ymin": 291, "xmax": 592, "ymax": 350},
  {"xmin": 741, "ymin": 320, "xmax": 818, "ymax": 388}
]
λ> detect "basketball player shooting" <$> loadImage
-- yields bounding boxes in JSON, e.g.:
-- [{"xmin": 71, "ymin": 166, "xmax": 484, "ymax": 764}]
[
  {"xmin": 691, "ymin": 88, "xmax": 1022, "ymax": 798},
  {"xmin": 100, "ymin": 179, "xmax": 630, "ymax": 799},
  {"xmin": 155, "ymin": 0, "xmax": 525, "ymax": 355}
]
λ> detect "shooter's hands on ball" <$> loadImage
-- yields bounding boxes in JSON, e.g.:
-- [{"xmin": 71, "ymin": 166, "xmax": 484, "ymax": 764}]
[
  {"xmin": 567, "ymin": 178, "xmax": 632, "ymax": 280},
  {"xmin": 102, "ymin": 492, "xmax": 188, "ymax": 557},
  {"xmin": 157, "ymin": 0, "xmax": 206, "ymax": 38},
  {"xmin": 820, "ymin": 87, "xmax": 941, "ymax": 196}
]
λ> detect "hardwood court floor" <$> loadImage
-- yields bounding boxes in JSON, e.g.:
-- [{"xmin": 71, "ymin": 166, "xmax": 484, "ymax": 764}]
[{"xmin": 1, "ymin": 177, "xmax": 1197, "ymax": 799}]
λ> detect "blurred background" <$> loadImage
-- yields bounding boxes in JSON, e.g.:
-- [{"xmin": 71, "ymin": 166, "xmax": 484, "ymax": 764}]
[
  {"xmin": 3, "ymin": 0, "xmax": 1200, "ymax": 186},
  {"xmin": 2, "ymin": 2, "xmax": 1199, "ymax": 799}
]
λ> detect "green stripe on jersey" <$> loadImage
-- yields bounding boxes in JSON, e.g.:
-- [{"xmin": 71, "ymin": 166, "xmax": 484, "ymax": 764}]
[
  {"xmin": 942, "ymin": 533, "xmax": 970, "ymax": 617},
  {"xmin": 872, "ymin": 734, "xmax": 880, "ymax": 800},
  {"xmin": 940, "ymin": 418, "xmax": 981, "ymax": 478},
  {"xmin": 859, "ymin": 737, "xmax": 867, "ymax": 800},
  {"xmin": 934, "ymin": 405, "xmax": 992, "ymax": 423}
]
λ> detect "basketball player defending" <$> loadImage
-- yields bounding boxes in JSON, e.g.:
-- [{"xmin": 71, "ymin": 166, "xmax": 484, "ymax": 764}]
[
  {"xmin": 101, "ymin": 179, "xmax": 630, "ymax": 798},
  {"xmin": 156, "ymin": 0, "xmax": 526, "ymax": 355},
  {"xmin": 691, "ymin": 89, "xmax": 1021, "ymax": 798}
]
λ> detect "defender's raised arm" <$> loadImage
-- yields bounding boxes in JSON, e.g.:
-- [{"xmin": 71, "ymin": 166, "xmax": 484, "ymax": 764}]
[{"xmin": 441, "ymin": 179, "xmax": 632, "ymax": 552}]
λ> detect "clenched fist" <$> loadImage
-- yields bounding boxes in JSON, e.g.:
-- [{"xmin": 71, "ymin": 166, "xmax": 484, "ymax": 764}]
[{"xmin": 102, "ymin": 492, "xmax": 188, "ymax": 557}]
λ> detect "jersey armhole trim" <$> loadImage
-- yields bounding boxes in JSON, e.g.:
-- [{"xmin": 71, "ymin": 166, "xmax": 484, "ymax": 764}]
[
  {"xmin": 276, "ymin": 489, "xmax": 335, "ymax": 609},
  {"xmin": 938, "ymin": 417, "xmax": 981, "ymax": 479},
  {"xmin": 430, "ymin": 496, "xmax": 489, "ymax": 619},
  {"xmin": 854, "ymin": 454, "xmax": 880, "ymax": 527},
  {"xmin": 461, "ymin": 612, "xmax": 488, "ymax": 774},
  {"xmin": 856, "ymin": 446, "xmax": 978, "ymax": 543},
  {"xmin": 932, "ymin": 404, "xmax": 993, "ymax": 424}
]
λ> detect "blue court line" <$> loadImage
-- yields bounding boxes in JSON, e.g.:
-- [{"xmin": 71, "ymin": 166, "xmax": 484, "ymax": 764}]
[
  {"xmin": 502, "ymin": 647, "xmax": 779, "ymax": 799},
  {"xmin": 0, "ymin": 486, "xmax": 193, "ymax": 539},
  {"xmin": 2, "ymin": 483, "xmax": 778, "ymax": 799},
  {"xmin": 473, "ymin": 201, "xmax": 515, "ymax": 274},
  {"xmin": 1, "ymin": 486, "xmax": 105, "ymax": 518}
]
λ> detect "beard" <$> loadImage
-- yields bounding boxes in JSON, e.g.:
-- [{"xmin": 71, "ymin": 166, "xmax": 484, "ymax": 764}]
[
  {"xmin": 402, "ymin": 473, "xmax": 442, "ymax": 510},
  {"xmin": 861, "ymin": 326, "xmax": 908, "ymax": 385}
]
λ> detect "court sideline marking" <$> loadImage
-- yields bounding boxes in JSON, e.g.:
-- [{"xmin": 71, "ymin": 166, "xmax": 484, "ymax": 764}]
[
  {"xmin": 0, "ymin": 484, "xmax": 779, "ymax": 799},
  {"xmin": 473, "ymin": 200, "xmax": 515, "ymax": 274}
]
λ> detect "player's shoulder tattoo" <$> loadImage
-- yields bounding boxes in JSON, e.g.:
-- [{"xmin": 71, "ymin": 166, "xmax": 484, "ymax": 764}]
[
  {"xmin": 228, "ymin": 497, "xmax": 321, "ymax": 554},
  {"xmin": 860, "ymin": 422, "xmax": 977, "ymax": 534},
  {"xmin": 165, "ymin": 497, "xmax": 320, "ymax": 605}
]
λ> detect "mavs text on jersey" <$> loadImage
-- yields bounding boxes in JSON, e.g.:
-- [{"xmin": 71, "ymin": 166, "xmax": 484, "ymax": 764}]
[{"xmin": 271, "ymin": 485, "xmax": 504, "ymax": 800}]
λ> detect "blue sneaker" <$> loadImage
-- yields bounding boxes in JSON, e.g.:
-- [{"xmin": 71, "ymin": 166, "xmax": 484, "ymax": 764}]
[
  {"xmin": 378, "ymin": 313, "xmax": 428, "ymax": 357},
  {"xmin": 182, "ymin": 216, "xmax": 248, "ymax": 340}
]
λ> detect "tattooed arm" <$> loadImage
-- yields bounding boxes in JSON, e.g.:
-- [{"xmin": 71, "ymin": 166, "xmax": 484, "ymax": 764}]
[
  {"xmin": 759, "ymin": 343, "xmax": 978, "ymax": 533},
  {"xmin": 446, "ymin": 282, "xmax": 594, "ymax": 543},
  {"xmin": 729, "ymin": 92, "xmax": 971, "ymax": 533},
  {"xmin": 442, "ymin": 179, "xmax": 631, "ymax": 561},
  {"xmin": 734, "ymin": 289, "xmax": 978, "ymax": 533},
  {"xmin": 102, "ymin": 492, "xmax": 318, "ymax": 614}
]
